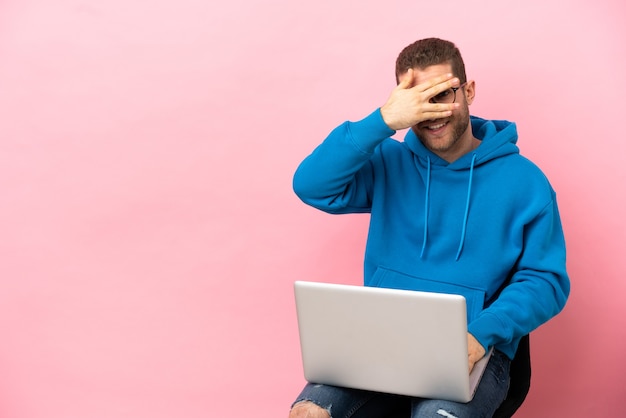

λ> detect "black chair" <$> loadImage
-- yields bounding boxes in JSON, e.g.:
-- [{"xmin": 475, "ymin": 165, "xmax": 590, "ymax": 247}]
[
  {"xmin": 493, "ymin": 334, "xmax": 531, "ymax": 418},
  {"xmin": 384, "ymin": 334, "xmax": 531, "ymax": 418}
]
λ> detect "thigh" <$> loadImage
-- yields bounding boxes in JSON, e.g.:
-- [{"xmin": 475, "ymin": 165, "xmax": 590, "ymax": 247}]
[
  {"xmin": 410, "ymin": 350, "xmax": 511, "ymax": 418},
  {"xmin": 293, "ymin": 383, "xmax": 409, "ymax": 418}
]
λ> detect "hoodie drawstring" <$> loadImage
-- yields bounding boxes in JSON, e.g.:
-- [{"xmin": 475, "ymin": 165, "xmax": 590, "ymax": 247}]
[
  {"xmin": 419, "ymin": 154, "xmax": 477, "ymax": 260},
  {"xmin": 455, "ymin": 154, "xmax": 477, "ymax": 260},
  {"xmin": 419, "ymin": 156, "xmax": 431, "ymax": 259}
]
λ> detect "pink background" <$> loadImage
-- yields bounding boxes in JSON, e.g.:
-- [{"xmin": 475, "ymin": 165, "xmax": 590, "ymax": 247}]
[{"xmin": 1, "ymin": 1, "xmax": 624, "ymax": 416}]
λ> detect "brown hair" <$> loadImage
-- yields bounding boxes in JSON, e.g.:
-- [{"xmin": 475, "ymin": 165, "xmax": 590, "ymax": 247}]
[{"xmin": 395, "ymin": 38, "xmax": 467, "ymax": 84}]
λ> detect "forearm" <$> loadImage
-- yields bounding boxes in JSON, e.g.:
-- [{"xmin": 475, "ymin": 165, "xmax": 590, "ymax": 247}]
[
  {"xmin": 469, "ymin": 199, "xmax": 570, "ymax": 351},
  {"xmin": 293, "ymin": 109, "xmax": 394, "ymax": 213},
  {"xmin": 470, "ymin": 268, "xmax": 569, "ymax": 349}
]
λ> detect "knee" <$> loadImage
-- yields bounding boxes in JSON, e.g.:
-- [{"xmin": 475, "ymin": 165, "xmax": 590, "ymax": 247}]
[{"xmin": 289, "ymin": 401, "xmax": 331, "ymax": 418}]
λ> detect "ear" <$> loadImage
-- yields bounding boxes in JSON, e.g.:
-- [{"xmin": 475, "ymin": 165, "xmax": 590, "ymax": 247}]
[{"xmin": 464, "ymin": 80, "xmax": 476, "ymax": 105}]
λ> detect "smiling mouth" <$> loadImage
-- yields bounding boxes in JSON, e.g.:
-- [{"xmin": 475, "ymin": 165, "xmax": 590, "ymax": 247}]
[
  {"xmin": 422, "ymin": 120, "xmax": 449, "ymax": 131},
  {"xmin": 427, "ymin": 122, "xmax": 446, "ymax": 130}
]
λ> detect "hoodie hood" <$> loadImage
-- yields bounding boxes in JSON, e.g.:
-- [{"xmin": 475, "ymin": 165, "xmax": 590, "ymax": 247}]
[
  {"xmin": 404, "ymin": 116, "xmax": 520, "ymax": 170},
  {"xmin": 403, "ymin": 116, "xmax": 520, "ymax": 260}
]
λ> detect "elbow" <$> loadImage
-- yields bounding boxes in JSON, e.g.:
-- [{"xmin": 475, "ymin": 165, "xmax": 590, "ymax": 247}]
[
  {"xmin": 292, "ymin": 173, "xmax": 347, "ymax": 213},
  {"xmin": 292, "ymin": 171, "xmax": 316, "ymax": 204}
]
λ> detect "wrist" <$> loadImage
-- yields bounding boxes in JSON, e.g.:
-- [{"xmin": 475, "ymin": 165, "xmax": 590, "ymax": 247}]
[{"xmin": 348, "ymin": 109, "xmax": 396, "ymax": 152}]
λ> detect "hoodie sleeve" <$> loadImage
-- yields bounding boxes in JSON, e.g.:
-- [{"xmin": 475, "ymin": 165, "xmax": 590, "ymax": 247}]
[
  {"xmin": 468, "ymin": 191, "xmax": 571, "ymax": 356},
  {"xmin": 293, "ymin": 109, "xmax": 395, "ymax": 214}
]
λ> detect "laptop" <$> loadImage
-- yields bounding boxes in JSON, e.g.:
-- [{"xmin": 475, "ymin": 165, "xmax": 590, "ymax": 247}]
[{"xmin": 294, "ymin": 281, "xmax": 493, "ymax": 403}]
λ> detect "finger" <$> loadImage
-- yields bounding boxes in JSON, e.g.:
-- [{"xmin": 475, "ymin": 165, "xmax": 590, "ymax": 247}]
[
  {"xmin": 425, "ymin": 102, "xmax": 459, "ymax": 112},
  {"xmin": 419, "ymin": 103, "xmax": 459, "ymax": 118},
  {"xmin": 415, "ymin": 73, "xmax": 459, "ymax": 95}
]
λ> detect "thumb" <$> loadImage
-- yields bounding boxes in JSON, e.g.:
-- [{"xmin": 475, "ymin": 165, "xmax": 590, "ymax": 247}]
[{"xmin": 396, "ymin": 68, "xmax": 414, "ymax": 89}]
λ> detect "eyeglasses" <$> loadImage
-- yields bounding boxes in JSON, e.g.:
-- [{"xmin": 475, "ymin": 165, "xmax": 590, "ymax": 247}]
[{"xmin": 430, "ymin": 82, "xmax": 467, "ymax": 104}]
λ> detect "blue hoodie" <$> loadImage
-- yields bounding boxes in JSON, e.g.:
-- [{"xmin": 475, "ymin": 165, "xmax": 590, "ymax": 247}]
[{"xmin": 293, "ymin": 109, "xmax": 570, "ymax": 359}]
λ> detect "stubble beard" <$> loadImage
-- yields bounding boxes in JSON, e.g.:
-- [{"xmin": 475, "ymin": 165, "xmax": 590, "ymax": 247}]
[{"xmin": 413, "ymin": 106, "xmax": 471, "ymax": 155}]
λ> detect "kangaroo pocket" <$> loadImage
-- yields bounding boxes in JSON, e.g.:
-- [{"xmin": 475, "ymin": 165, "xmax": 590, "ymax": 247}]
[{"xmin": 368, "ymin": 267, "xmax": 486, "ymax": 322}]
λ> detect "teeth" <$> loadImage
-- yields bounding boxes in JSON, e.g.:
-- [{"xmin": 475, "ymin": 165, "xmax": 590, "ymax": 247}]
[{"xmin": 427, "ymin": 123, "xmax": 446, "ymax": 130}]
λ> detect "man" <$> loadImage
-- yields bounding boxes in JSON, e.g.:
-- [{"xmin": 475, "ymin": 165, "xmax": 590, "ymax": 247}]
[{"xmin": 290, "ymin": 38, "xmax": 570, "ymax": 417}]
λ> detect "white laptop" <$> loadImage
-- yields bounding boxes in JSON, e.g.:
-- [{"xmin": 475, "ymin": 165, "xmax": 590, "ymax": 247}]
[{"xmin": 294, "ymin": 281, "xmax": 493, "ymax": 403}]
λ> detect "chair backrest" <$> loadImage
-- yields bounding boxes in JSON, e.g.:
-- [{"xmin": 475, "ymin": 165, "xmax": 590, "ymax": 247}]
[{"xmin": 492, "ymin": 334, "xmax": 531, "ymax": 418}]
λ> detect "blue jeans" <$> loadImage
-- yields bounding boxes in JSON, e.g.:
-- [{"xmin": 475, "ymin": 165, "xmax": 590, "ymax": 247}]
[{"xmin": 292, "ymin": 350, "xmax": 510, "ymax": 418}]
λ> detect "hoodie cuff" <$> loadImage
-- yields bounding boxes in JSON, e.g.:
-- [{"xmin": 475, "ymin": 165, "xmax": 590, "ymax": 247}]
[
  {"xmin": 346, "ymin": 108, "xmax": 396, "ymax": 153},
  {"xmin": 468, "ymin": 312, "xmax": 510, "ymax": 352}
]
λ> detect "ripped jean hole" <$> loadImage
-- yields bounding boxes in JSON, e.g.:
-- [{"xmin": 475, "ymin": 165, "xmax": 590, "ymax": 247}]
[
  {"xmin": 292, "ymin": 400, "xmax": 332, "ymax": 418},
  {"xmin": 436, "ymin": 409, "xmax": 458, "ymax": 418}
]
